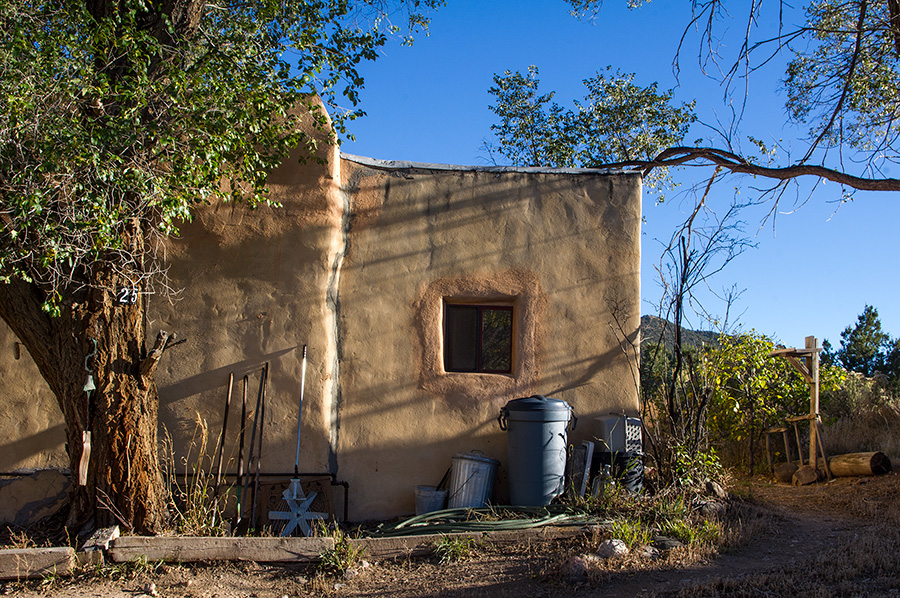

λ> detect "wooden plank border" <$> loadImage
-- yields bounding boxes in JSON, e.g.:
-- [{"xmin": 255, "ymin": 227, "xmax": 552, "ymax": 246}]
[
  {"xmin": 108, "ymin": 536, "xmax": 335, "ymax": 563},
  {"xmin": 0, "ymin": 547, "xmax": 75, "ymax": 581},
  {"xmin": 103, "ymin": 524, "xmax": 601, "ymax": 565}
]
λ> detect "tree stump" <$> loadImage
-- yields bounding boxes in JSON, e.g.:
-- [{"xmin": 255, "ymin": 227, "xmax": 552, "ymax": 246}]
[
  {"xmin": 774, "ymin": 462, "xmax": 799, "ymax": 484},
  {"xmin": 792, "ymin": 464, "xmax": 823, "ymax": 486}
]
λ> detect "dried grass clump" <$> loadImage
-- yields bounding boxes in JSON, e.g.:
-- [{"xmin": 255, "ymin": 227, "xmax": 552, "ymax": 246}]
[
  {"xmin": 823, "ymin": 403, "xmax": 900, "ymax": 458},
  {"xmin": 822, "ymin": 372, "xmax": 900, "ymax": 459}
]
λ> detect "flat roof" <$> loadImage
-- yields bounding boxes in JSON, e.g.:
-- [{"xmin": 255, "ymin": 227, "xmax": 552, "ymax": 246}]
[{"xmin": 341, "ymin": 153, "xmax": 638, "ymax": 176}]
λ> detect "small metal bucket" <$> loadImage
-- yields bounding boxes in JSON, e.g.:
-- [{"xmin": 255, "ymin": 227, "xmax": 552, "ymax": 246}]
[
  {"xmin": 414, "ymin": 485, "xmax": 448, "ymax": 515},
  {"xmin": 447, "ymin": 451, "xmax": 499, "ymax": 509}
]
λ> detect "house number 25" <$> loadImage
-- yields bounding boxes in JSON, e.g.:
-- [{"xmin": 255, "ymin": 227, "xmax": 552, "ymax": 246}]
[{"xmin": 117, "ymin": 287, "xmax": 138, "ymax": 305}]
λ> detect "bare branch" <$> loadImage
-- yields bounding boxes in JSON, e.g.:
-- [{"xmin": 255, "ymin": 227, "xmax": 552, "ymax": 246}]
[
  {"xmin": 603, "ymin": 146, "xmax": 900, "ymax": 192},
  {"xmin": 801, "ymin": 0, "xmax": 869, "ymax": 163}
]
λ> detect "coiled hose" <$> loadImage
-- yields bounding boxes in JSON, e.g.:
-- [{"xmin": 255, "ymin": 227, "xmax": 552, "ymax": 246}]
[{"xmin": 369, "ymin": 505, "xmax": 594, "ymax": 537}]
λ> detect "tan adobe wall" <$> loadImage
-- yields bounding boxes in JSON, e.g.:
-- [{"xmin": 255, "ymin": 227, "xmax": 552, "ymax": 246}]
[
  {"xmin": 0, "ymin": 101, "xmax": 345, "ymax": 524},
  {"xmin": 0, "ymin": 325, "xmax": 66, "ymax": 473},
  {"xmin": 152, "ymin": 113, "xmax": 344, "ymax": 483},
  {"xmin": 0, "ymin": 119, "xmax": 641, "ymax": 524},
  {"xmin": 337, "ymin": 158, "xmax": 642, "ymax": 519}
]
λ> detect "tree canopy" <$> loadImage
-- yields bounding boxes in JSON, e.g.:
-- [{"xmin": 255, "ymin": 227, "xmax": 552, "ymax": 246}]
[
  {"xmin": 487, "ymin": 65, "xmax": 696, "ymax": 194},
  {"xmin": 1, "ymin": 0, "xmax": 440, "ymax": 307},
  {"xmin": 0, "ymin": 0, "xmax": 440, "ymax": 532},
  {"xmin": 825, "ymin": 305, "xmax": 900, "ymax": 379}
]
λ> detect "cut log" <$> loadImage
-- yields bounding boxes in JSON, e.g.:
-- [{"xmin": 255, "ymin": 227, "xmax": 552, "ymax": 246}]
[
  {"xmin": 792, "ymin": 465, "xmax": 823, "ymax": 486},
  {"xmin": 828, "ymin": 452, "xmax": 892, "ymax": 477},
  {"xmin": 774, "ymin": 462, "xmax": 798, "ymax": 484}
]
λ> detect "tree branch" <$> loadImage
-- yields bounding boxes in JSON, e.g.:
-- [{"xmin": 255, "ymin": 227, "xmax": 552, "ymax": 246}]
[
  {"xmin": 801, "ymin": 0, "xmax": 868, "ymax": 163},
  {"xmin": 604, "ymin": 146, "xmax": 900, "ymax": 192},
  {"xmin": 139, "ymin": 330, "xmax": 173, "ymax": 382}
]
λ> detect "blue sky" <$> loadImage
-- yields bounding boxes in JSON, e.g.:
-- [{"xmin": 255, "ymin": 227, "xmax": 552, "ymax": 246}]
[{"xmin": 342, "ymin": 0, "xmax": 900, "ymax": 347}]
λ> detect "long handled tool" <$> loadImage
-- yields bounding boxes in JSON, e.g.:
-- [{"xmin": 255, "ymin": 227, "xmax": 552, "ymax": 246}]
[
  {"xmin": 250, "ymin": 362, "xmax": 268, "ymax": 529},
  {"xmin": 233, "ymin": 375, "xmax": 248, "ymax": 532},
  {"xmin": 237, "ymin": 364, "xmax": 267, "ymax": 535},
  {"xmin": 269, "ymin": 345, "xmax": 325, "ymax": 536},
  {"xmin": 213, "ymin": 372, "xmax": 234, "ymax": 497},
  {"xmin": 295, "ymin": 346, "xmax": 307, "ymax": 475}
]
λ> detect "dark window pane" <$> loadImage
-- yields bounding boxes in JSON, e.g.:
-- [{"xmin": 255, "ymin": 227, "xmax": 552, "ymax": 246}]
[
  {"xmin": 481, "ymin": 308, "xmax": 512, "ymax": 372},
  {"xmin": 445, "ymin": 305, "xmax": 478, "ymax": 371}
]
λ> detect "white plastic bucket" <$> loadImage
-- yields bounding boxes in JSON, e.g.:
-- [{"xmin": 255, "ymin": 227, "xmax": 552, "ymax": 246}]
[
  {"xmin": 447, "ymin": 451, "xmax": 499, "ymax": 509},
  {"xmin": 414, "ymin": 485, "xmax": 448, "ymax": 515}
]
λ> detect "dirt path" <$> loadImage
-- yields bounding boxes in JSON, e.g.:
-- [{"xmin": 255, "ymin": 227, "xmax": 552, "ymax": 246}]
[
  {"xmin": 591, "ymin": 489, "xmax": 863, "ymax": 597},
  {"xmin": 7, "ymin": 473, "xmax": 900, "ymax": 597}
]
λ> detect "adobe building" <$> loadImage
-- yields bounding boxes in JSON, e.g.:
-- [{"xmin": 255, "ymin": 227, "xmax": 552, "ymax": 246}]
[{"xmin": 0, "ymin": 106, "xmax": 642, "ymax": 524}]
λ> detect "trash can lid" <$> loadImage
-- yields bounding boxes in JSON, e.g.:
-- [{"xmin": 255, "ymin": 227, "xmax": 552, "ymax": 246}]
[
  {"xmin": 453, "ymin": 451, "xmax": 500, "ymax": 465},
  {"xmin": 503, "ymin": 394, "xmax": 571, "ymax": 413}
]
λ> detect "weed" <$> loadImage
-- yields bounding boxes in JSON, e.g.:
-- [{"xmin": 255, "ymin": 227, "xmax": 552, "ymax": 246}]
[
  {"xmin": 38, "ymin": 568, "xmax": 61, "ymax": 589},
  {"xmin": 6, "ymin": 529, "xmax": 36, "ymax": 549},
  {"xmin": 645, "ymin": 491, "xmax": 689, "ymax": 524},
  {"xmin": 433, "ymin": 535, "xmax": 477, "ymax": 564},
  {"xmin": 609, "ymin": 518, "xmax": 653, "ymax": 550},
  {"xmin": 657, "ymin": 517, "xmax": 720, "ymax": 547},
  {"xmin": 97, "ymin": 555, "xmax": 167, "ymax": 581},
  {"xmin": 318, "ymin": 528, "xmax": 363, "ymax": 577},
  {"xmin": 161, "ymin": 414, "xmax": 230, "ymax": 536},
  {"xmin": 693, "ymin": 519, "xmax": 721, "ymax": 545}
]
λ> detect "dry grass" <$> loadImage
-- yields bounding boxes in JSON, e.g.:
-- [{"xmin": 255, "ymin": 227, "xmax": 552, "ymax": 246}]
[
  {"xmin": 534, "ymin": 491, "xmax": 783, "ymax": 589},
  {"xmin": 0, "ymin": 508, "xmax": 70, "ymax": 549},
  {"xmin": 822, "ymin": 373, "xmax": 900, "ymax": 459},
  {"xmin": 823, "ymin": 403, "xmax": 900, "ymax": 458},
  {"xmin": 161, "ymin": 414, "xmax": 231, "ymax": 537}
]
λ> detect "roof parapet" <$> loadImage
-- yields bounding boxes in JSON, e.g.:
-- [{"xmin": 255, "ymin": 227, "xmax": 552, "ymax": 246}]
[{"xmin": 340, "ymin": 153, "xmax": 637, "ymax": 176}]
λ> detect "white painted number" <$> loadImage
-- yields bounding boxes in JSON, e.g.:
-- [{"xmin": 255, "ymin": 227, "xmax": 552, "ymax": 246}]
[{"xmin": 117, "ymin": 287, "xmax": 138, "ymax": 305}]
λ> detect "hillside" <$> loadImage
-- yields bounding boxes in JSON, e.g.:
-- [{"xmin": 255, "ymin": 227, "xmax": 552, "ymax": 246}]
[{"xmin": 641, "ymin": 315, "xmax": 720, "ymax": 351}]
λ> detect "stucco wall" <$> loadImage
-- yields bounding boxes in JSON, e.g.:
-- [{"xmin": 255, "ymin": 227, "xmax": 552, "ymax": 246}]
[
  {"xmin": 0, "ymin": 324, "xmax": 65, "ymax": 473},
  {"xmin": 153, "ymin": 122, "xmax": 345, "ymax": 481},
  {"xmin": 0, "ymin": 135, "xmax": 641, "ymax": 524},
  {"xmin": 337, "ymin": 158, "xmax": 642, "ymax": 519}
]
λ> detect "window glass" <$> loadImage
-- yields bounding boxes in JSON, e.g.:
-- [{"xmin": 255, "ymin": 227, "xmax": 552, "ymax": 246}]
[
  {"xmin": 444, "ymin": 303, "xmax": 512, "ymax": 373},
  {"xmin": 445, "ymin": 305, "xmax": 478, "ymax": 372},
  {"xmin": 481, "ymin": 308, "xmax": 512, "ymax": 372}
]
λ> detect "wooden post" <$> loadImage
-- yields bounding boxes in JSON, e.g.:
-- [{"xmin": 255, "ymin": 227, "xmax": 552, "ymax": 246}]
[
  {"xmin": 806, "ymin": 336, "xmax": 819, "ymax": 469},
  {"xmin": 770, "ymin": 338, "xmax": 826, "ymax": 475}
]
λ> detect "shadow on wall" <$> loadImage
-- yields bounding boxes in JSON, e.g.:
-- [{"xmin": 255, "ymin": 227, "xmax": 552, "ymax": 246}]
[
  {"xmin": 0, "ymin": 424, "xmax": 67, "ymax": 473},
  {"xmin": 156, "ymin": 344, "xmax": 331, "ymax": 476},
  {"xmin": 332, "ymin": 168, "xmax": 640, "ymax": 519},
  {"xmin": 158, "ymin": 346, "xmax": 299, "ymax": 405},
  {"xmin": 343, "ymin": 173, "xmax": 630, "ymax": 282}
]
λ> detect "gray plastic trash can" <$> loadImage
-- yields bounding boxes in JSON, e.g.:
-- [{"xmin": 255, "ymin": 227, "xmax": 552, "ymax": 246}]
[{"xmin": 499, "ymin": 395, "xmax": 575, "ymax": 506}]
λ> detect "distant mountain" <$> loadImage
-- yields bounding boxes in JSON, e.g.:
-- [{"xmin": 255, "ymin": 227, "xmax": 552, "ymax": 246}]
[{"xmin": 641, "ymin": 315, "xmax": 720, "ymax": 351}]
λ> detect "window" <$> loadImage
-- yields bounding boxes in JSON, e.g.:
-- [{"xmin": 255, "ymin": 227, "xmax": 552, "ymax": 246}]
[{"xmin": 444, "ymin": 304, "xmax": 513, "ymax": 373}]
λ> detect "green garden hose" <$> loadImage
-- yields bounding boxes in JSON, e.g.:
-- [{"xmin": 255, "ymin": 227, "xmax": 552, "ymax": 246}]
[{"xmin": 368, "ymin": 505, "xmax": 595, "ymax": 537}]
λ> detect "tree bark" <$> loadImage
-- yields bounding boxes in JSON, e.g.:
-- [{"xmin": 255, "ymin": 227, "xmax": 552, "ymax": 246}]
[{"xmin": 0, "ymin": 272, "xmax": 168, "ymax": 534}]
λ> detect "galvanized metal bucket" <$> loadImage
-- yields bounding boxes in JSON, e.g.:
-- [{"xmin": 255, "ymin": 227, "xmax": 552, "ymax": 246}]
[
  {"xmin": 414, "ymin": 485, "xmax": 448, "ymax": 515},
  {"xmin": 447, "ymin": 451, "xmax": 499, "ymax": 509}
]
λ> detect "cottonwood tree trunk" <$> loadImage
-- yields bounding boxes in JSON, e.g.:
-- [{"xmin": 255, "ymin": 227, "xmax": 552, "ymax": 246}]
[{"xmin": 0, "ymin": 271, "xmax": 169, "ymax": 534}]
